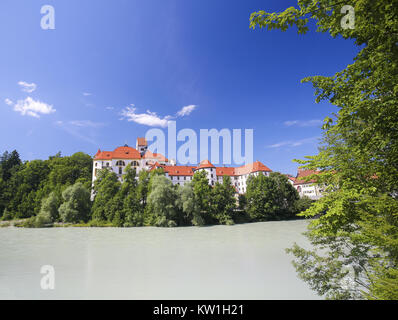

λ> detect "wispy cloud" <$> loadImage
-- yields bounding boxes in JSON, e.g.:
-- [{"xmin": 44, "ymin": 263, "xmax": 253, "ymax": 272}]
[
  {"xmin": 18, "ymin": 81, "xmax": 37, "ymax": 93},
  {"xmin": 283, "ymin": 119, "xmax": 323, "ymax": 127},
  {"xmin": 120, "ymin": 105, "xmax": 172, "ymax": 128},
  {"xmin": 54, "ymin": 120, "xmax": 99, "ymax": 145},
  {"xmin": 4, "ymin": 98, "xmax": 13, "ymax": 106},
  {"xmin": 176, "ymin": 105, "xmax": 197, "ymax": 117},
  {"xmin": 8, "ymin": 97, "xmax": 55, "ymax": 118},
  {"xmin": 120, "ymin": 104, "xmax": 197, "ymax": 127},
  {"xmin": 69, "ymin": 120, "xmax": 105, "ymax": 128},
  {"xmin": 266, "ymin": 136, "xmax": 320, "ymax": 148},
  {"xmin": 82, "ymin": 92, "xmax": 92, "ymax": 96},
  {"xmin": 105, "ymin": 106, "xmax": 114, "ymax": 110}
]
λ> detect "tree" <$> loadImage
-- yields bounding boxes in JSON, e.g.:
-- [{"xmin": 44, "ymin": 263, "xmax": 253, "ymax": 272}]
[
  {"xmin": 269, "ymin": 172, "xmax": 300, "ymax": 219},
  {"xmin": 251, "ymin": 0, "xmax": 398, "ymax": 299},
  {"xmin": 210, "ymin": 175, "xmax": 236, "ymax": 225},
  {"xmin": 245, "ymin": 173, "xmax": 299, "ymax": 221},
  {"xmin": 245, "ymin": 174, "xmax": 279, "ymax": 221},
  {"xmin": 36, "ymin": 192, "xmax": 59, "ymax": 225},
  {"xmin": 48, "ymin": 152, "xmax": 92, "ymax": 190},
  {"xmin": 0, "ymin": 150, "xmax": 22, "ymax": 181},
  {"xmin": 58, "ymin": 182, "xmax": 91, "ymax": 223},
  {"xmin": 121, "ymin": 165, "xmax": 142, "ymax": 227},
  {"xmin": 147, "ymin": 175, "xmax": 180, "ymax": 227},
  {"xmin": 6, "ymin": 160, "xmax": 50, "ymax": 218},
  {"xmin": 91, "ymin": 169, "xmax": 121, "ymax": 222},
  {"xmin": 191, "ymin": 170, "xmax": 212, "ymax": 224},
  {"xmin": 176, "ymin": 182, "xmax": 204, "ymax": 226}
]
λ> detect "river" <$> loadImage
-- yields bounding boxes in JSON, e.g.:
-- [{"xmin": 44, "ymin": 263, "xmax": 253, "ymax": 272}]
[{"xmin": 0, "ymin": 220, "xmax": 320, "ymax": 299}]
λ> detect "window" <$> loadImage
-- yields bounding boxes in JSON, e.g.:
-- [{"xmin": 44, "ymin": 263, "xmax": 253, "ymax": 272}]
[
  {"xmin": 119, "ymin": 167, "xmax": 123, "ymax": 175},
  {"xmin": 106, "ymin": 163, "xmax": 110, "ymax": 167},
  {"xmin": 116, "ymin": 160, "xmax": 125, "ymax": 166}
]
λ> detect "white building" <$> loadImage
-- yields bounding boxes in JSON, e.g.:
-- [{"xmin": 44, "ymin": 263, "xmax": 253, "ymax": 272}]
[
  {"xmin": 92, "ymin": 138, "xmax": 170, "ymax": 183},
  {"xmin": 288, "ymin": 169, "xmax": 324, "ymax": 200},
  {"xmin": 92, "ymin": 139, "xmax": 272, "ymax": 195},
  {"xmin": 150, "ymin": 159, "xmax": 272, "ymax": 194}
]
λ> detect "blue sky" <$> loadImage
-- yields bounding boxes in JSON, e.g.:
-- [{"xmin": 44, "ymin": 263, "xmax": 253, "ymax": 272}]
[{"xmin": 0, "ymin": 0, "xmax": 358, "ymax": 175}]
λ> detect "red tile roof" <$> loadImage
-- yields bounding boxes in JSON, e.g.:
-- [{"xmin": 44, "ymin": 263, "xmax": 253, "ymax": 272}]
[
  {"xmin": 234, "ymin": 161, "xmax": 272, "ymax": 175},
  {"xmin": 94, "ymin": 146, "xmax": 141, "ymax": 160},
  {"xmin": 293, "ymin": 169, "xmax": 321, "ymax": 185},
  {"xmin": 150, "ymin": 161, "xmax": 271, "ymax": 177},
  {"xmin": 216, "ymin": 167, "xmax": 236, "ymax": 176},
  {"xmin": 196, "ymin": 160, "xmax": 215, "ymax": 169},
  {"xmin": 136, "ymin": 137, "xmax": 147, "ymax": 146},
  {"xmin": 143, "ymin": 150, "xmax": 169, "ymax": 162}
]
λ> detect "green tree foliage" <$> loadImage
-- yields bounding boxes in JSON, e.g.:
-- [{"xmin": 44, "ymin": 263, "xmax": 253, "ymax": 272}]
[
  {"xmin": 58, "ymin": 182, "xmax": 91, "ymax": 223},
  {"xmin": 120, "ymin": 165, "xmax": 141, "ymax": 227},
  {"xmin": 91, "ymin": 169, "xmax": 121, "ymax": 222},
  {"xmin": 0, "ymin": 150, "xmax": 22, "ymax": 181},
  {"xmin": 210, "ymin": 176, "xmax": 236, "ymax": 225},
  {"xmin": 245, "ymin": 173, "xmax": 299, "ymax": 221},
  {"xmin": 192, "ymin": 170, "xmax": 212, "ymax": 223},
  {"xmin": 0, "ymin": 150, "xmax": 93, "ymax": 220},
  {"xmin": 294, "ymin": 195, "xmax": 314, "ymax": 213},
  {"xmin": 176, "ymin": 182, "xmax": 204, "ymax": 226},
  {"xmin": 7, "ymin": 160, "xmax": 50, "ymax": 218},
  {"xmin": 36, "ymin": 192, "xmax": 59, "ymax": 226},
  {"xmin": 147, "ymin": 175, "xmax": 180, "ymax": 227},
  {"xmin": 251, "ymin": 0, "xmax": 398, "ymax": 299}
]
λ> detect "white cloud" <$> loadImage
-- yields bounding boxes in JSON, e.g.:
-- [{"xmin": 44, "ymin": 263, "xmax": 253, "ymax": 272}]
[
  {"xmin": 18, "ymin": 81, "xmax": 37, "ymax": 93},
  {"xmin": 266, "ymin": 136, "xmax": 320, "ymax": 148},
  {"xmin": 4, "ymin": 98, "xmax": 13, "ymax": 106},
  {"xmin": 12, "ymin": 97, "xmax": 55, "ymax": 118},
  {"xmin": 176, "ymin": 104, "xmax": 197, "ymax": 117},
  {"xmin": 54, "ymin": 121, "xmax": 98, "ymax": 145},
  {"xmin": 83, "ymin": 92, "xmax": 92, "ymax": 96},
  {"xmin": 120, "ymin": 105, "xmax": 172, "ymax": 128},
  {"xmin": 105, "ymin": 106, "xmax": 114, "ymax": 110},
  {"xmin": 284, "ymin": 119, "xmax": 323, "ymax": 127},
  {"xmin": 69, "ymin": 120, "xmax": 105, "ymax": 128}
]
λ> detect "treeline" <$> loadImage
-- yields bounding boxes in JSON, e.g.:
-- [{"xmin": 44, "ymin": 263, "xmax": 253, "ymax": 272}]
[
  {"xmin": 0, "ymin": 150, "xmax": 312, "ymax": 227},
  {"xmin": 0, "ymin": 150, "xmax": 92, "ymax": 223}
]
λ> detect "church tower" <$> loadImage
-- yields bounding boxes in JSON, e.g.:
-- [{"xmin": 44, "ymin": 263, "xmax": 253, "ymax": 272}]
[{"xmin": 136, "ymin": 137, "xmax": 148, "ymax": 156}]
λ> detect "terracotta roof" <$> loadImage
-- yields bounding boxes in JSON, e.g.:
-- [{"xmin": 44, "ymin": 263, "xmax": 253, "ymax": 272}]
[
  {"xmin": 155, "ymin": 161, "xmax": 272, "ymax": 177},
  {"xmin": 143, "ymin": 150, "xmax": 168, "ymax": 162},
  {"xmin": 293, "ymin": 169, "xmax": 320, "ymax": 185},
  {"xmin": 196, "ymin": 160, "xmax": 215, "ymax": 169},
  {"xmin": 136, "ymin": 137, "xmax": 147, "ymax": 146},
  {"xmin": 94, "ymin": 150, "xmax": 113, "ymax": 160},
  {"xmin": 234, "ymin": 161, "xmax": 272, "ymax": 175},
  {"xmin": 164, "ymin": 166, "xmax": 196, "ymax": 176},
  {"xmin": 94, "ymin": 146, "xmax": 141, "ymax": 160},
  {"xmin": 216, "ymin": 167, "xmax": 236, "ymax": 176}
]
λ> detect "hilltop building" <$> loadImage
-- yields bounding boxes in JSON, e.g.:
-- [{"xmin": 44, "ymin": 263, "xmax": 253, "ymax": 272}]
[{"xmin": 92, "ymin": 138, "xmax": 271, "ymax": 194}]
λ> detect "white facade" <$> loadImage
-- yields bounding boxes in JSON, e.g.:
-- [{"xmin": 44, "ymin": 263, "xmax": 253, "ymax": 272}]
[{"xmin": 92, "ymin": 142, "xmax": 273, "ymax": 196}]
